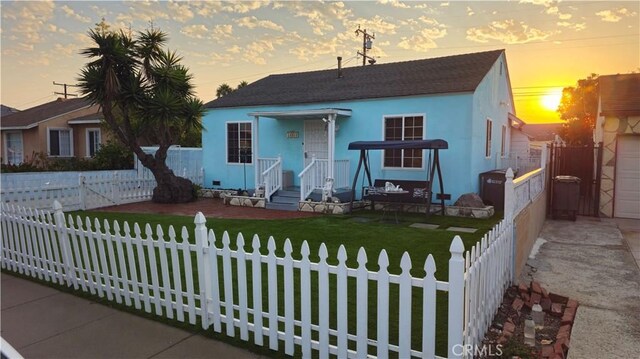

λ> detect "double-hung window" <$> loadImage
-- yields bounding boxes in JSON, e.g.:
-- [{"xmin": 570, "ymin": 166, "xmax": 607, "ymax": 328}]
[
  {"xmin": 383, "ymin": 115, "xmax": 424, "ymax": 168},
  {"xmin": 48, "ymin": 128, "xmax": 73, "ymax": 157},
  {"xmin": 87, "ymin": 129, "xmax": 101, "ymax": 157},
  {"xmin": 4, "ymin": 132, "xmax": 23, "ymax": 164},
  {"xmin": 227, "ymin": 122, "xmax": 252, "ymax": 164}
]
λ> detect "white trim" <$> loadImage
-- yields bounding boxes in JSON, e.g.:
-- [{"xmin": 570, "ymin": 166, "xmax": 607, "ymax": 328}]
[
  {"xmin": 380, "ymin": 113, "xmax": 427, "ymax": 170},
  {"xmin": 47, "ymin": 127, "xmax": 74, "ymax": 157},
  {"xmin": 85, "ymin": 128, "xmax": 101, "ymax": 157},
  {"xmin": 69, "ymin": 119, "xmax": 102, "ymax": 125},
  {"xmin": 500, "ymin": 124, "xmax": 507, "ymax": 158},
  {"xmin": 485, "ymin": 118, "xmax": 493, "ymax": 159},
  {"xmin": 225, "ymin": 121, "xmax": 254, "ymax": 165},
  {"xmin": 248, "ymin": 108, "xmax": 351, "ymax": 120},
  {"xmin": 3, "ymin": 131, "xmax": 23, "ymax": 164}
]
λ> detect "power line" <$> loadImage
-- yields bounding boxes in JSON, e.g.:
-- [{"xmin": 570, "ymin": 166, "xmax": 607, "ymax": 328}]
[{"xmin": 53, "ymin": 81, "xmax": 80, "ymax": 99}]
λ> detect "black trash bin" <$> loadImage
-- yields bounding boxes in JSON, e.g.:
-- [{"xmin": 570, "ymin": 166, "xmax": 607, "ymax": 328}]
[
  {"xmin": 479, "ymin": 169, "xmax": 514, "ymax": 211},
  {"xmin": 552, "ymin": 176, "xmax": 581, "ymax": 221}
]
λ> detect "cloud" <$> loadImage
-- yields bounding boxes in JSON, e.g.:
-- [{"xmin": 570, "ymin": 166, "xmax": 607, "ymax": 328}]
[
  {"xmin": 60, "ymin": 5, "xmax": 91, "ymax": 23},
  {"xmin": 243, "ymin": 36, "xmax": 286, "ymax": 65},
  {"xmin": 347, "ymin": 15, "xmax": 397, "ymax": 35},
  {"xmin": 397, "ymin": 27, "xmax": 447, "ymax": 52},
  {"xmin": 377, "ymin": 0, "xmax": 410, "ymax": 9},
  {"xmin": 274, "ymin": 1, "xmax": 353, "ymax": 36},
  {"xmin": 167, "ymin": 1, "xmax": 194, "ymax": 23},
  {"xmin": 289, "ymin": 34, "xmax": 345, "ymax": 61},
  {"xmin": 596, "ymin": 8, "xmax": 637, "ymax": 22},
  {"xmin": 116, "ymin": 2, "xmax": 169, "ymax": 25},
  {"xmin": 467, "ymin": 20, "xmax": 554, "ymax": 44},
  {"xmin": 440, "ymin": 2, "xmax": 450, "ymax": 7},
  {"xmin": 181, "ymin": 24, "xmax": 209, "ymax": 39},
  {"xmin": 235, "ymin": 16, "xmax": 284, "ymax": 32},
  {"xmin": 222, "ymin": 1, "xmax": 267, "ymax": 13},
  {"xmin": 196, "ymin": 51, "xmax": 234, "ymax": 66},
  {"xmin": 557, "ymin": 21, "xmax": 586, "ymax": 31},
  {"xmin": 1, "ymin": 1, "xmax": 55, "ymax": 52},
  {"xmin": 90, "ymin": 6, "xmax": 108, "ymax": 18},
  {"xmin": 519, "ymin": 0, "xmax": 556, "ymax": 7},
  {"xmin": 467, "ymin": 6, "xmax": 475, "ymax": 16},
  {"xmin": 211, "ymin": 24, "xmax": 234, "ymax": 41}
]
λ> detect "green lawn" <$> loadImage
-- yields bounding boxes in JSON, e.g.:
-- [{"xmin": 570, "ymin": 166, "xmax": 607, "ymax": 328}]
[{"xmin": 64, "ymin": 209, "xmax": 502, "ymax": 358}]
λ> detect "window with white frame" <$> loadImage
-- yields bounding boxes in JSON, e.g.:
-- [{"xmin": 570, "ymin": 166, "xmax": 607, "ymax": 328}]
[
  {"xmin": 227, "ymin": 122, "xmax": 252, "ymax": 164},
  {"xmin": 4, "ymin": 132, "xmax": 23, "ymax": 164},
  {"xmin": 86, "ymin": 129, "xmax": 101, "ymax": 157},
  {"xmin": 501, "ymin": 125, "xmax": 507, "ymax": 157},
  {"xmin": 48, "ymin": 128, "xmax": 73, "ymax": 157},
  {"xmin": 383, "ymin": 115, "xmax": 424, "ymax": 168},
  {"xmin": 485, "ymin": 119, "xmax": 493, "ymax": 158}
]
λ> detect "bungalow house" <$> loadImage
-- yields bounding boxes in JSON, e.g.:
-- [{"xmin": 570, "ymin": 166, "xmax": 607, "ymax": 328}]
[
  {"xmin": 202, "ymin": 49, "xmax": 515, "ymax": 210},
  {"xmin": 0, "ymin": 98, "xmax": 109, "ymax": 164},
  {"xmin": 594, "ymin": 73, "xmax": 640, "ymax": 219}
]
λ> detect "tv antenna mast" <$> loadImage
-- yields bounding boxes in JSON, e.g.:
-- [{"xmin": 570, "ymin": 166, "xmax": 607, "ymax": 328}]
[{"xmin": 355, "ymin": 26, "xmax": 376, "ymax": 66}]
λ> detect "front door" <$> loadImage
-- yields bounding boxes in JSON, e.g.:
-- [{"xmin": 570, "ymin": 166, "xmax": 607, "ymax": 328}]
[{"xmin": 303, "ymin": 120, "xmax": 328, "ymax": 167}]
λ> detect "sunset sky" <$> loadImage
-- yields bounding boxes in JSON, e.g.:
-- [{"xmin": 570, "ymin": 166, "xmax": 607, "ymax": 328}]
[{"xmin": 1, "ymin": 1, "xmax": 638, "ymax": 124}]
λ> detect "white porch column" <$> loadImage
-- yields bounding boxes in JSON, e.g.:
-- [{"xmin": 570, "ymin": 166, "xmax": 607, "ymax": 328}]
[
  {"xmin": 253, "ymin": 116, "xmax": 260, "ymax": 189},
  {"xmin": 327, "ymin": 113, "xmax": 337, "ymax": 181}
]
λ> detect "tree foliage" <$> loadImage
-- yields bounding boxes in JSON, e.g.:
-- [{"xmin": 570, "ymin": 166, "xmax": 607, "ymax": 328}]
[
  {"xmin": 557, "ymin": 74, "xmax": 599, "ymax": 145},
  {"xmin": 216, "ymin": 81, "xmax": 248, "ymax": 98},
  {"xmin": 77, "ymin": 27, "xmax": 204, "ymax": 202}
]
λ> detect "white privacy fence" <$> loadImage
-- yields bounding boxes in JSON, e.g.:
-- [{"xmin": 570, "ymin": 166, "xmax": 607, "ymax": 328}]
[
  {"xmin": 1, "ymin": 169, "xmax": 203, "ymax": 211},
  {"xmin": 0, "ymin": 200, "xmax": 517, "ymax": 359},
  {"xmin": 137, "ymin": 146, "xmax": 203, "ymax": 181}
]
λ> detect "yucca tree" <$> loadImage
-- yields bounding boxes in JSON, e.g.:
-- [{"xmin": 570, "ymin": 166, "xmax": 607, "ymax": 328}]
[{"xmin": 78, "ymin": 28, "xmax": 204, "ymax": 203}]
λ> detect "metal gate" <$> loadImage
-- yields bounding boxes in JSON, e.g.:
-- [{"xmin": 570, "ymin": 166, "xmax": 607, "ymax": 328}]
[{"xmin": 548, "ymin": 143, "xmax": 603, "ymax": 217}]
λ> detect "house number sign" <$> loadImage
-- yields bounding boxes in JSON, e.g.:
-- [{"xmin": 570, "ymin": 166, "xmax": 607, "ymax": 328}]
[{"xmin": 286, "ymin": 131, "xmax": 299, "ymax": 138}]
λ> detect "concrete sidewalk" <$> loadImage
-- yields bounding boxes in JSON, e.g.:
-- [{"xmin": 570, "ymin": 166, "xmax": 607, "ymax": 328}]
[
  {"xmin": 522, "ymin": 217, "xmax": 640, "ymax": 359},
  {"xmin": 1, "ymin": 273, "xmax": 265, "ymax": 359}
]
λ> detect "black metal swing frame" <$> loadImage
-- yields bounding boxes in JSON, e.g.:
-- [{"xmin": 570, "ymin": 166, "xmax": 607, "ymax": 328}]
[{"xmin": 347, "ymin": 139, "xmax": 448, "ymax": 216}]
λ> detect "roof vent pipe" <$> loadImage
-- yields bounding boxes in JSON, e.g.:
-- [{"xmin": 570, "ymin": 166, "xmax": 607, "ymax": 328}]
[{"xmin": 337, "ymin": 56, "xmax": 343, "ymax": 79}]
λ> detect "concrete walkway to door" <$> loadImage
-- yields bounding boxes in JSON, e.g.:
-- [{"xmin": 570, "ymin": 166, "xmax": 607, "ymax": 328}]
[{"xmin": 521, "ymin": 216, "xmax": 640, "ymax": 359}]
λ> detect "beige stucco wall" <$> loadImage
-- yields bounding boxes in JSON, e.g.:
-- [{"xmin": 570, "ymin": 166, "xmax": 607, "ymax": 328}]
[
  {"xmin": 71, "ymin": 123, "xmax": 111, "ymax": 158},
  {"xmin": 599, "ymin": 116, "xmax": 640, "ymax": 217},
  {"xmin": 514, "ymin": 186, "xmax": 548, "ymax": 279}
]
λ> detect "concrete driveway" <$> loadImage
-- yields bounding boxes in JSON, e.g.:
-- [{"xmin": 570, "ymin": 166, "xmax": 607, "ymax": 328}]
[{"xmin": 522, "ymin": 217, "xmax": 640, "ymax": 359}]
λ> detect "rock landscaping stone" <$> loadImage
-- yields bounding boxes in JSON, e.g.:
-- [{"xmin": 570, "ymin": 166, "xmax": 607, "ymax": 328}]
[
  {"xmin": 453, "ymin": 192, "xmax": 484, "ymax": 207},
  {"xmin": 512, "ymin": 297, "xmax": 524, "ymax": 311},
  {"xmin": 541, "ymin": 297, "xmax": 552, "ymax": 312},
  {"xmin": 551, "ymin": 303, "xmax": 563, "ymax": 316},
  {"xmin": 531, "ymin": 280, "xmax": 543, "ymax": 294}
]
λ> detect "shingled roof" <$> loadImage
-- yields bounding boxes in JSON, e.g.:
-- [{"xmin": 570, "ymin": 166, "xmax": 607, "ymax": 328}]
[
  {"xmin": 206, "ymin": 49, "xmax": 505, "ymax": 109},
  {"xmin": 599, "ymin": 74, "xmax": 640, "ymax": 117},
  {"xmin": 1, "ymin": 97, "xmax": 91, "ymax": 129}
]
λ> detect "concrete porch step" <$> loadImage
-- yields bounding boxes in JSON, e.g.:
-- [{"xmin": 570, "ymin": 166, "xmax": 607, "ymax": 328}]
[
  {"xmin": 270, "ymin": 195, "xmax": 299, "ymax": 205},
  {"xmin": 265, "ymin": 202, "xmax": 299, "ymax": 211}
]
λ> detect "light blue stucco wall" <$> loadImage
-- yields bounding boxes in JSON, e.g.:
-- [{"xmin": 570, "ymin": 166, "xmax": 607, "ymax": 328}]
[{"xmin": 202, "ymin": 54, "xmax": 513, "ymax": 204}]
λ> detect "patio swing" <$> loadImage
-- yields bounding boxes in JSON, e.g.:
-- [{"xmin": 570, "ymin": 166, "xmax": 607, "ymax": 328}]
[{"xmin": 347, "ymin": 139, "xmax": 448, "ymax": 216}]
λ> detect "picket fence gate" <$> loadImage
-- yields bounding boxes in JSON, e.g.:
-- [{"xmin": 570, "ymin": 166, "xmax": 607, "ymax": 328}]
[{"xmin": 0, "ymin": 201, "xmax": 514, "ymax": 358}]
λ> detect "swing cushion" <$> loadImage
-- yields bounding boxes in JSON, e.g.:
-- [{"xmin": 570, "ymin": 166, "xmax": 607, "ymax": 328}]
[{"xmin": 363, "ymin": 179, "xmax": 431, "ymax": 203}]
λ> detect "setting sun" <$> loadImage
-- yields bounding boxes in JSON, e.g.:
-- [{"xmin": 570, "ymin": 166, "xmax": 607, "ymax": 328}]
[{"xmin": 541, "ymin": 89, "xmax": 563, "ymax": 111}]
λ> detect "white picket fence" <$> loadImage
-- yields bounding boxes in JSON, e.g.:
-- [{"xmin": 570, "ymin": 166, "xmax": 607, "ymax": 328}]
[
  {"xmin": 1, "ymin": 169, "xmax": 204, "ymax": 211},
  {"xmin": 0, "ymin": 200, "xmax": 516, "ymax": 358}
]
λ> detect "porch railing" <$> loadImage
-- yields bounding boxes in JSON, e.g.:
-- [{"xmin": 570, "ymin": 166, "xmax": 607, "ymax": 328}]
[
  {"xmin": 257, "ymin": 157, "xmax": 279, "ymax": 188},
  {"xmin": 298, "ymin": 158, "xmax": 349, "ymax": 201},
  {"xmin": 262, "ymin": 157, "xmax": 282, "ymax": 202}
]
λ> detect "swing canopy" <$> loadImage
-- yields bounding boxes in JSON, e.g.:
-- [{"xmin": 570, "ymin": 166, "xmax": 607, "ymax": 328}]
[
  {"xmin": 347, "ymin": 139, "xmax": 448, "ymax": 216},
  {"xmin": 347, "ymin": 139, "xmax": 448, "ymax": 150}
]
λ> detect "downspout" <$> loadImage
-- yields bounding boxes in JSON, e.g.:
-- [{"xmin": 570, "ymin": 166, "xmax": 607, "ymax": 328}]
[{"xmin": 253, "ymin": 115, "xmax": 260, "ymax": 190}]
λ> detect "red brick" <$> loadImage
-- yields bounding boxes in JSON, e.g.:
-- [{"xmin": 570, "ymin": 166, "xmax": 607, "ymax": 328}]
[
  {"xmin": 551, "ymin": 303, "xmax": 563, "ymax": 316},
  {"xmin": 549, "ymin": 292, "xmax": 568, "ymax": 304},
  {"xmin": 522, "ymin": 292, "xmax": 530, "ymax": 303},
  {"xmin": 541, "ymin": 286, "xmax": 549, "ymax": 298},
  {"xmin": 552, "ymin": 354, "xmax": 564, "ymax": 359},
  {"xmin": 566, "ymin": 299, "xmax": 579, "ymax": 308},
  {"xmin": 518, "ymin": 282, "xmax": 529, "ymax": 294},
  {"xmin": 562, "ymin": 338, "xmax": 571, "ymax": 350},
  {"xmin": 541, "ymin": 297, "xmax": 552, "ymax": 312},
  {"xmin": 531, "ymin": 280, "xmax": 543, "ymax": 294},
  {"xmin": 512, "ymin": 297, "xmax": 524, "ymax": 311},
  {"xmin": 498, "ymin": 335, "xmax": 509, "ymax": 344},
  {"xmin": 531, "ymin": 292, "xmax": 542, "ymax": 304},
  {"xmin": 541, "ymin": 345, "xmax": 555, "ymax": 358},
  {"xmin": 561, "ymin": 307, "xmax": 577, "ymax": 325},
  {"xmin": 554, "ymin": 341, "xmax": 566, "ymax": 355},
  {"xmin": 504, "ymin": 321, "xmax": 516, "ymax": 334}
]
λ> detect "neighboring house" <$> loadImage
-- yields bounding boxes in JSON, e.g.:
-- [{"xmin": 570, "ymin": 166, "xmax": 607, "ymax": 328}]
[
  {"xmin": 1, "ymin": 105, "xmax": 19, "ymax": 117},
  {"xmin": 594, "ymin": 73, "xmax": 640, "ymax": 219},
  {"xmin": 508, "ymin": 113, "xmax": 531, "ymax": 159},
  {"xmin": 521, "ymin": 122, "xmax": 563, "ymax": 154},
  {"xmin": 202, "ymin": 49, "xmax": 515, "ymax": 208},
  {"xmin": 0, "ymin": 98, "xmax": 108, "ymax": 164}
]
